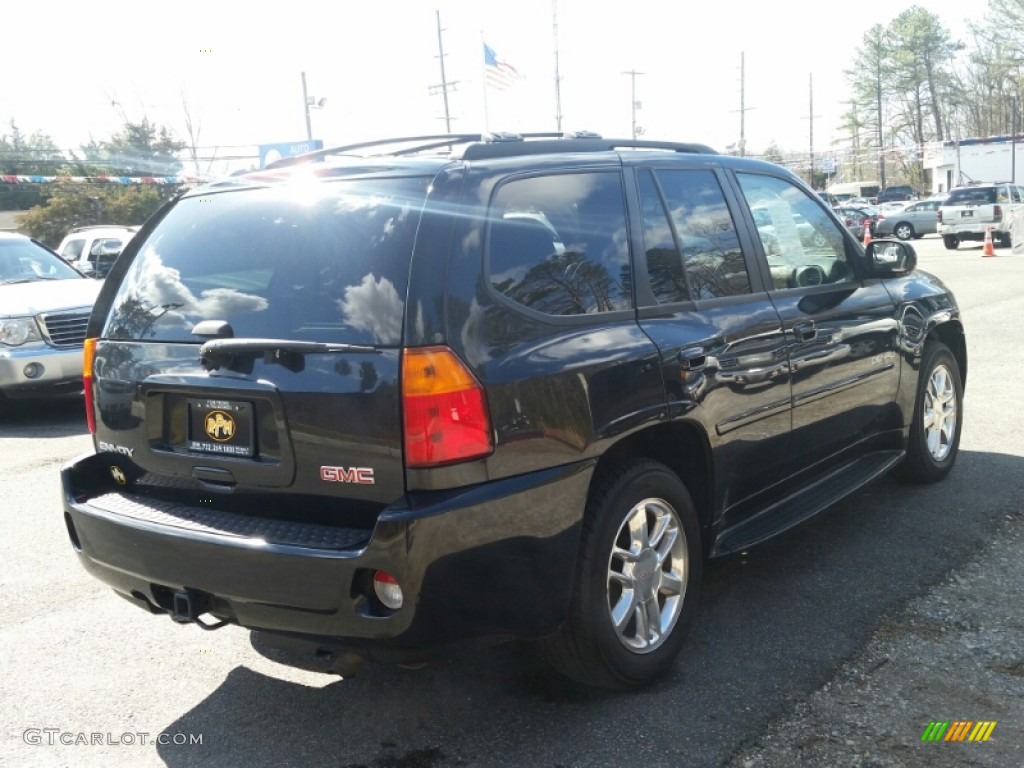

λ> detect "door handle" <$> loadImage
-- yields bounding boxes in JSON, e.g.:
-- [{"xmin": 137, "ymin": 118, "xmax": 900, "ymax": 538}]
[
  {"xmin": 793, "ymin": 322, "xmax": 817, "ymax": 342},
  {"xmin": 679, "ymin": 347, "xmax": 707, "ymax": 372}
]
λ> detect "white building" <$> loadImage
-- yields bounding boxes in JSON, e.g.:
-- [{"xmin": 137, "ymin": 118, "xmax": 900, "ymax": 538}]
[{"xmin": 924, "ymin": 136, "xmax": 1024, "ymax": 194}]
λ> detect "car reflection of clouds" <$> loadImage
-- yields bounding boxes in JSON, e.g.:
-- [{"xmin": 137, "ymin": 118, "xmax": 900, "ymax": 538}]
[
  {"xmin": 337, "ymin": 273, "xmax": 403, "ymax": 345},
  {"xmin": 134, "ymin": 250, "xmax": 269, "ymax": 325}
]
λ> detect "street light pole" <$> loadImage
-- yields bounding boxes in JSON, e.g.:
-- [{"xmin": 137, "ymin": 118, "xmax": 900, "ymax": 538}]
[{"xmin": 301, "ymin": 71, "xmax": 313, "ymax": 141}]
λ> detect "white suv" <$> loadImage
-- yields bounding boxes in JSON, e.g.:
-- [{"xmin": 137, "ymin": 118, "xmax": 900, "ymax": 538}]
[
  {"xmin": 937, "ymin": 182, "xmax": 1024, "ymax": 250},
  {"xmin": 57, "ymin": 226, "xmax": 139, "ymax": 278}
]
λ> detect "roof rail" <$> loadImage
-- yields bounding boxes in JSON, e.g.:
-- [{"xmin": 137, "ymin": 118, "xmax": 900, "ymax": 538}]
[
  {"xmin": 263, "ymin": 132, "xmax": 717, "ymax": 168},
  {"xmin": 460, "ymin": 137, "xmax": 717, "ymax": 160}
]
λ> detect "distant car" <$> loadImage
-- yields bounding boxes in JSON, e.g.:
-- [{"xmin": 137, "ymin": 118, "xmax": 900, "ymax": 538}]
[
  {"xmin": 875, "ymin": 185, "xmax": 921, "ymax": 204},
  {"xmin": 834, "ymin": 206, "xmax": 870, "ymax": 239},
  {"xmin": 0, "ymin": 232, "xmax": 102, "ymax": 414},
  {"xmin": 57, "ymin": 225, "xmax": 139, "ymax": 279},
  {"xmin": 847, "ymin": 204, "xmax": 881, "ymax": 231},
  {"xmin": 937, "ymin": 182, "xmax": 1024, "ymax": 249},
  {"xmin": 874, "ymin": 198, "xmax": 946, "ymax": 240},
  {"xmin": 877, "ymin": 201, "xmax": 912, "ymax": 214}
]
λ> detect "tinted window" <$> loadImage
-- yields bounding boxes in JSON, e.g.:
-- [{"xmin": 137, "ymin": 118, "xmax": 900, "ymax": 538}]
[
  {"xmin": 104, "ymin": 177, "xmax": 429, "ymax": 345},
  {"xmin": 488, "ymin": 171, "xmax": 631, "ymax": 314},
  {"xmin": 737, "ymin": 173, "xmax": 852, "ymax": 289},
  {"xmin": 650, "ymin": 169, "xmax": 750, "ymax": 300},
  {"xmin": 637, "ymin": 169, "xmax": 689, "ymax": 304},
  {"xmin": 946, "ymin": 187, "xmax": 996, "ymax": 205}
]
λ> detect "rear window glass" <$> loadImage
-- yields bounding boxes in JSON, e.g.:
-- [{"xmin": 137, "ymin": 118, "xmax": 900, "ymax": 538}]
[
  {"xmin": 945, "ymin": 187, "xmax": 996, "ymax": 205},
  {"xmin": 487, "ymin": 171, "xmax": 632, "ymax": 315},
  {"xmin": 104, "ymin": 177, "xmax": 429, "ymax": 346}
]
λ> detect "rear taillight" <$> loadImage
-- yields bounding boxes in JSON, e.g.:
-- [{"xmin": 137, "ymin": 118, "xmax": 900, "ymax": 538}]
[
  {"xmin": 993, "ymin": 204, "xmax": 1002, "ymax": 221},
  {"xmin": 937, "ymin": 210, "xmax": 943, "ymax": 223},
  {"xmin": 402, "ymin": 346, "xmax": 493, "ymax": 468},
  {"xmin": 83, "ymin": 337, "xmax": 97, "ymax": 434}
]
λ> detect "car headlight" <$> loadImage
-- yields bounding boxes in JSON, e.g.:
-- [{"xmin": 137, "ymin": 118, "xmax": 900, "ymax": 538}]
[{"xmin": 0, "ymin": 317, "xmax": 43, "ymax": 346}]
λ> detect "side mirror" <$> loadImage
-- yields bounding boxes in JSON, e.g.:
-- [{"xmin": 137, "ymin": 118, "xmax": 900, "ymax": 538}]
[{"xmin": 864, "ymin": 239, "xmax": 916, "ymax": 275}]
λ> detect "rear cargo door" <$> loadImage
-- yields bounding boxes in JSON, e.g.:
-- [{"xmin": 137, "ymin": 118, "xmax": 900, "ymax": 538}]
[{"xmin": 93, "ymin": 176, "xmax": 431, "ymax": 503}]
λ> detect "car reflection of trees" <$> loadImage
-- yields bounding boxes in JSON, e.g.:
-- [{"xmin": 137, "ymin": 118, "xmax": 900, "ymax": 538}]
[
  {"xmin": 494, "ymin": 250, "xmax": 626, "ymax": 315},
  {"xmin": 640, "ymin": 232, "xmax": 749, "ymax": 301}
]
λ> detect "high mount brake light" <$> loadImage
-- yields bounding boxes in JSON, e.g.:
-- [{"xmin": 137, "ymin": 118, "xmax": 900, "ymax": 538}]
[{"xmin": 402, "ymin": 346, "xmax": 493, "ymax": 468}]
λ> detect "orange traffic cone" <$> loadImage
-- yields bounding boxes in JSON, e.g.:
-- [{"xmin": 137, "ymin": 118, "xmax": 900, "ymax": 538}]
[
  {"xmin": 982, "ymin": 226, "xmax": 995, "ymax": 257},
  {"xmin": 862, "ymin": 219, "xmax": 872, "ymax": 246}
]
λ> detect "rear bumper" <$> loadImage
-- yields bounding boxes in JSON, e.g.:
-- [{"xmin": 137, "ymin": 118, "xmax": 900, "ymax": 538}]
[
  {"xmin": 61, "ymin": 452, "xmax": 592, "ymax": 659},
  {"xmin": 937, "ymin": 224, "xmax": 1003, "ymax": 240}
]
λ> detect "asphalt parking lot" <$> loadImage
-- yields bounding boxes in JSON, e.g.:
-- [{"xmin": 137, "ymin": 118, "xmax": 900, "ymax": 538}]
[{"xmin": 1, "ymin": 234, "xmax": 1021, "ymax": 768}]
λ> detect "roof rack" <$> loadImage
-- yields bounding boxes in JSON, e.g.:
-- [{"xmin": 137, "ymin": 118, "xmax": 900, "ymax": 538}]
[{"xmin": 263, "ymin": 132, "xmax": 717, "ymax": 168}]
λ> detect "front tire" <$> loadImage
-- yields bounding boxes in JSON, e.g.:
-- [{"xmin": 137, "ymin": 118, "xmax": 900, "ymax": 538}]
[
  {"xmin": 897, "ymin": 342, "xmax": 963, "ymax": 483},
  {"xmin": 943, "ymin": 235, "xmax": 959, "ymax": 250},
  {"xmin": 540, "ymin": 459, "xmax": 702, "ymax": 690},
  {"xmin": 894, "ymin": 223, "xmax": 915, "ymax": 241}
]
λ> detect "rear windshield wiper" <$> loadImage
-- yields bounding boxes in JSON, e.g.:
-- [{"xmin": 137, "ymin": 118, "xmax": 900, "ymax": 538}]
[{"xmin": 199, "ymin": 338, "xmax": 379, "ymax": 374}]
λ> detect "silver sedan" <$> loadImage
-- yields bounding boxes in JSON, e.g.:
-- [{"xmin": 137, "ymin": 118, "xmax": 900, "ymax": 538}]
[{"xmin": 874, "ymin": 199, "xmax": 946, "ymax": 240}]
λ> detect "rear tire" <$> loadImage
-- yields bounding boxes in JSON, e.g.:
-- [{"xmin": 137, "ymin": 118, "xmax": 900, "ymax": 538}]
[
  {"xmin": 897, "ymin": 342, "xmax": 963, "ymax": 484},
  {"xmin": 997, "ymin": 232, "xmax": 1012, "ymax": 248},
  {"xmin": 540, "ymin": 459, "xmax": 702, "ymax": 690},
  {"xmin": 894, "ymin": 223, "xmax": 915, "ymax": 241},
  {"xmin": 942, "ymin": 235, "xmax": 959, "ymax": 250}
]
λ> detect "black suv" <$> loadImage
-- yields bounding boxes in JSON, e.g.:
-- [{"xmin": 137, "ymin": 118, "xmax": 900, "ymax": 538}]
[
  {"xmin": 62, "ymin": 133, "xmax": 966, "ymax": 690},
  {"xmin": 875, "ymin": 184, "xmax": 921, "ymax": 203}
]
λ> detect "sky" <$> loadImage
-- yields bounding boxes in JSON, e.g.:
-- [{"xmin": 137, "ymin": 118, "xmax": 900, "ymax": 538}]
[{"xmin": 2, "ymin": 0, "xmax": 985, "ymax": 177}]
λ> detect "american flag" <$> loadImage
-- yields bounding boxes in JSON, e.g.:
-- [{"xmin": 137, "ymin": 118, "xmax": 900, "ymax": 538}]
[{"xmin": 484, "ymin": 43, "xmax": 521, "ymax": 90}]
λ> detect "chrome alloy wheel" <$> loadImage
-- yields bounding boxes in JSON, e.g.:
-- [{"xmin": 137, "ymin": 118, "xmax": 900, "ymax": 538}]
[
  {"xmin": 923, "ymin": 363, "xmax": 957, "ymax": 461},
  {"xmin": 606, "ymin": 498, "xmax": 688, "ymax": 654}
]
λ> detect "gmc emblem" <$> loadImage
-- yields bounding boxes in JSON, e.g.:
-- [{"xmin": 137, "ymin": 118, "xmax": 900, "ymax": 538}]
[{"xmin": 320, "ymin": 466, "xmax": 375, "ymax": 484}]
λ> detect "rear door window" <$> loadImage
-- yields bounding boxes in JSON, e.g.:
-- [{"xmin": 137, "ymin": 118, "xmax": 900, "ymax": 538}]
[
  {"xmin": 104, "ymin": 177, "xmax": 430, "ymax": 346},
  {"xmin": 636, "ymin": 168, "xmax": 751, "ymax": 302}
]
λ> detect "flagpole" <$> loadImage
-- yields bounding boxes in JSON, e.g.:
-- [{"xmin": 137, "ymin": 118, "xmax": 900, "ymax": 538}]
[{"xmin": 481, "ymin": 32, "xmax": 490, "ymax": 133}]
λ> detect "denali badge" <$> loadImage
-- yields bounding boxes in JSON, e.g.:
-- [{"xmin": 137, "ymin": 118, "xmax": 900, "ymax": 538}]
[
  {"xmin": 98, "ymin": 441, "xmax": 134, "ymax": 457},
  {"xmin": 320, "ymin": 466, "xmax": 375, "ymax": 484}
]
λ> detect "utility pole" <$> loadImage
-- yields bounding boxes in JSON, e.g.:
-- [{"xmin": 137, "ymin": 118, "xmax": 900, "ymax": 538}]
[
  {"xmin": 428, "ymin": 11, "xmax": 458, "ymax": 132},
  {"xmin": 301, "ymin": 71, "xmax": 312, "ymax": 141},
  {"xmin": 731, "ymin": 52, "xmax": 756, "ymax": 156},
  {"xmin": 802, "ymin": 73, "xmax": 821, "ymax": 187},
  {"xmin": 552, "ymin": 0, "xmax": 563, "ymax": 132},
  {"xmin": 622, "ymin": 69, "xmax": 644, "ymax": 140},
  {"xmin": 876, "ymin": 57, "xmax": 886, "ymax": 188},
  {"xmin": 1013, "ymin": 95, "xmax": 1018, "ymax": 184}
]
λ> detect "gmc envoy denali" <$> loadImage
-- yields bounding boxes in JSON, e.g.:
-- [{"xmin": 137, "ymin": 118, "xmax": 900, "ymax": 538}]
[{"xmin": 61, "ymin": 133, "xmax": 965, "ymax": 690}]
